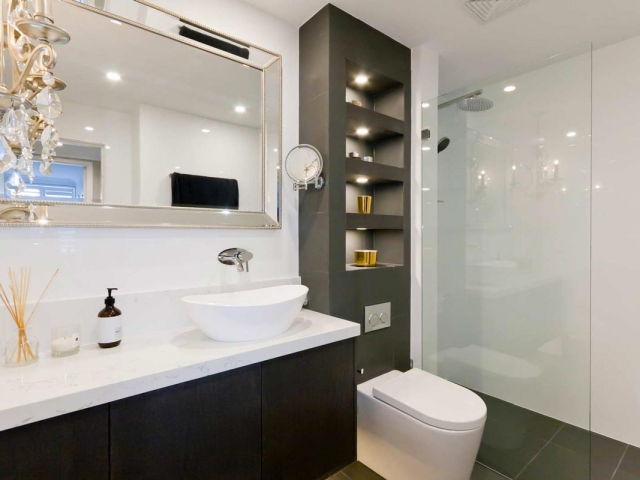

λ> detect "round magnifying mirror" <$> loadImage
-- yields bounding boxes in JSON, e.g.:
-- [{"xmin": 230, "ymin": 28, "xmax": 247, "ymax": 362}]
[{"xmin": 285, "ymin": 144, "xmax": 324, "ymax": 190}]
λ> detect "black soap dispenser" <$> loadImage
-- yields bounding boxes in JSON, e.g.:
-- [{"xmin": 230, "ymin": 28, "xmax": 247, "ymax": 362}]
[{"xmin": 98, "ymin": 288, "xmax": 123, "ymax": 348}]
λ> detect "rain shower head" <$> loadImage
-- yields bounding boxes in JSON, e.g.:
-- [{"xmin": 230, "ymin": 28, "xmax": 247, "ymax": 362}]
[
  {"xmin": 438, "ymin": 89, "xmax": 494, "ymax": 112},
  {"xmin": 458, "ymin": 96, "xmax": 494, "ymax": 112}
]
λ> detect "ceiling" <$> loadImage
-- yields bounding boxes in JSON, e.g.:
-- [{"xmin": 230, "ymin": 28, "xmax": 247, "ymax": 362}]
[{"xmin": 240, "ymin": 0, "xmax": 640, "ymax": 93}]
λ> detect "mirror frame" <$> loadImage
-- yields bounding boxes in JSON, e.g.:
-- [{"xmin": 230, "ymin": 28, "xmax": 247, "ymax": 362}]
[{"xmin": 0, "ymin": 0, "xmax": 282, "ymax": 230}]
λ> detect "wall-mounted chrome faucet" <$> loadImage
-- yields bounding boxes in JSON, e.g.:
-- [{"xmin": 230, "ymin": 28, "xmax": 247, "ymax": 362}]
[{"xmin": 218, "ymin": 248, "xmax": 253, "ymax": 272}]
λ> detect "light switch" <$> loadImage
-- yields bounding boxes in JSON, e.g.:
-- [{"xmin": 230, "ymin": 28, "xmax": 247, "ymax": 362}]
[{"xmin": 364, "ymin": 302, "xmax": 391, "ymax": 333}]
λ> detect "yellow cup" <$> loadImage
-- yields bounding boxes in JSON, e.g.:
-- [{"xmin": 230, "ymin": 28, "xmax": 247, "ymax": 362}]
[
  {"xmin": 354, "ymin": 250, "xmax": 378, "ymax": 267},
  {"xmin": 357, "ymin": 195, "xmax": 372, "ymax": 214}
]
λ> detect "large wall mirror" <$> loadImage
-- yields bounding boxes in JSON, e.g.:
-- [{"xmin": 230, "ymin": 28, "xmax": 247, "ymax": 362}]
[{"xmin": 0, "ymin": 0, "xmax": 282, "ymax": 228}]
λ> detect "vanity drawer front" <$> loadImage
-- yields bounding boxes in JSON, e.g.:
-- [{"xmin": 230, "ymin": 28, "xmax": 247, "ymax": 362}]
[
  {"xmin": 261, "ymin": 339, "xmax": 356, "ymax": 480},
  {"xmin": 0, "ymin": 405, "xmax": 109, "ymax": 480},
  {"xmin": 109, "ymin": 364, "xmax": 261, "ymax": 480}
]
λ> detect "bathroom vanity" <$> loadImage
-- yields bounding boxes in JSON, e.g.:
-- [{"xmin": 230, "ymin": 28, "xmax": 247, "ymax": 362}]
[{"xmin": 0, "ymin": 310, "xmax": 359, "ymax": 480}]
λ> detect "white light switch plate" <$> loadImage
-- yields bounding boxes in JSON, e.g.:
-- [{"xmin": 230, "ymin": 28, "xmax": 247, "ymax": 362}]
[{"xmin": 364, "ymin": 302, "xmax": 391, "ymax": 333}]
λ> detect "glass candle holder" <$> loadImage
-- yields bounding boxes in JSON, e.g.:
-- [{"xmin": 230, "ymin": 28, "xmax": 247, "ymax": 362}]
[{"xmin": 51, "ymin": 324, "xmax": 81, "ymax": 358}]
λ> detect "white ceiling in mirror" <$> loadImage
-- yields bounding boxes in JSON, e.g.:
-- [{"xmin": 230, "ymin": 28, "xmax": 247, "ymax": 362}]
[{"xmin": 54, "ymin": 1, "xmax": 262, "ymax": 129}]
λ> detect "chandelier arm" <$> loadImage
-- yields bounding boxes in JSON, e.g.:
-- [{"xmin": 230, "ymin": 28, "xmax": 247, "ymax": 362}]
[
  {"xmin": 8, "ymin": 42, "xmax": 54, "ymax": 95},
  {"xmin": 6, "ymin": 2, "xmax": 35, "ymax": 66}
]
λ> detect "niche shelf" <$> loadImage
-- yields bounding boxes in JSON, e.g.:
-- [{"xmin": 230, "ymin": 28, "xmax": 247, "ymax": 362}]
[
  {"xmin": 345, "ymin": 157, "xmax": 404, "ymax": 185},
  {"xmin": 345, "ymin": 59, "xmax": 405, "ymax": 121},
  {"xmin": 345, "ymin": 228, "xmax": 404, "ymax": 269},
  {"xmin": 346, "ymin": 213, "xmax": 403, "ymax": 230}
]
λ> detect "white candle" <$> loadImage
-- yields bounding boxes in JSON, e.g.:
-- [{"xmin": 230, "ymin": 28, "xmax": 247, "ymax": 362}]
[{"xmin": 51, "ymin": 332, "xmax": 80, "ymax": 355}]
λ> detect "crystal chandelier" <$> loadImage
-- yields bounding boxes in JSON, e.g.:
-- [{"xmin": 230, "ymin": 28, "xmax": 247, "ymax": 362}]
[{"xmin": 0, "ymin": 0, "xmax": 69, "ymax": 199}]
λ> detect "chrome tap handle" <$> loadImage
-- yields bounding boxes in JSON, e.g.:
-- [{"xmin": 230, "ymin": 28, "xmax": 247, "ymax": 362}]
[
  {"xmin": 218, "ymin": 248, "xmax": 253, "ymax": 272},
  {"xmin": 237, "ymin": 250, "xmax": 253, "ymax": 272}
]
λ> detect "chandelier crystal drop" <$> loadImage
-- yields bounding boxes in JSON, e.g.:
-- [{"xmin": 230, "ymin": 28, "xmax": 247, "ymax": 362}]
[{"xmin": 0, "ymin": 0, "xmax": 70, "ymax": 199}]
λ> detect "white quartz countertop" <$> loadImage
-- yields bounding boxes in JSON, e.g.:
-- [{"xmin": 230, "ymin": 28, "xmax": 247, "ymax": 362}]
[{"xmin": 0, "ymin": 309, "xmax": 360, "ymax": 432}]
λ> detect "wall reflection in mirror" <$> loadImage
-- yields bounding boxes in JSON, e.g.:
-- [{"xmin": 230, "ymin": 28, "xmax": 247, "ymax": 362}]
[{"xmin": 0, "ymin": 0, "xmax": 282, "ymax": 228}]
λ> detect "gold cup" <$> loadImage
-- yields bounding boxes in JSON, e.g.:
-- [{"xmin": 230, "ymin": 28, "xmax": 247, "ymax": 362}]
[
  {"xmin": 354, "ymin": 250, "xmax": 378, "ymax": 267},
  {"xmin": 357, "ymin": 195, "xmax": 372, "ymax": 214}
]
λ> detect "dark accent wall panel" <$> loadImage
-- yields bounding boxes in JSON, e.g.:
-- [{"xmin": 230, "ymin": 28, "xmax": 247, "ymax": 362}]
[{"xmin": 299, "ymin": 4, "xmax": 412, "ymax": 383}]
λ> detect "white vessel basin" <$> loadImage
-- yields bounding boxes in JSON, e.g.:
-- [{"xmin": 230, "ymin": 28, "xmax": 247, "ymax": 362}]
[{"xmin": 182, "ymin": 285, "xmax": 309, "ymax": 342}]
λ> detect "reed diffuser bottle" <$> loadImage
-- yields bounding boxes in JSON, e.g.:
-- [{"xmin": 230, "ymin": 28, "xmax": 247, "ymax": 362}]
[{"xmin": 0, "ymin": 268, "xmax": 58, "ymax": 367}]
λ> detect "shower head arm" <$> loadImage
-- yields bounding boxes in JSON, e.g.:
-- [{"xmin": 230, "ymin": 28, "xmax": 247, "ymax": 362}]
[{"xmin": 438, "ymin": 89, "xmax": 483, "ymax": 110}]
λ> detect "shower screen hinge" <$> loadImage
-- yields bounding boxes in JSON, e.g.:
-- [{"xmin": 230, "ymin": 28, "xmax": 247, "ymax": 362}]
[{"xmin": 409, "ymin": 359, "xmax": 414, "ymax": 369}]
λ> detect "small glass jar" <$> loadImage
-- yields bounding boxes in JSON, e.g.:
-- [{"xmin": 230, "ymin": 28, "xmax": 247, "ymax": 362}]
[
  {"xmin": 5, "ymin": 328, "xmax": 39, "ymax": 367},
  {"xmin": 51, "ymin": 324, "xmax": 81, "ymax": 358}
]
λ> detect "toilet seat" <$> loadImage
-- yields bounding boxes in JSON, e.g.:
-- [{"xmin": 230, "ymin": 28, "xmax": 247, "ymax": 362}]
[{"xmin": 372, "ymin": 368, "xmax": 486, "ymax": 431}]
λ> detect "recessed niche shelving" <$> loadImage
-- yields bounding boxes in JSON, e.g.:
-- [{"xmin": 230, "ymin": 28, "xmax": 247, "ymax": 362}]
[
  {"xmin": 345, "ymin": 59, "xmax": 405, "ymax": 121},
  {"xmin": 343, "ymin": 60, "xmax": 407, "ymax": 274},
  {"xmin": 345, "ymin": 229, "xmax": 404, "ymax": 267}
]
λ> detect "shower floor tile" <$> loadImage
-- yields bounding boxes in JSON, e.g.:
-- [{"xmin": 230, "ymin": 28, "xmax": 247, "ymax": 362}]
[{"xmin": 619, "ymin": 446, "xmax": 640, "ymax": 478}]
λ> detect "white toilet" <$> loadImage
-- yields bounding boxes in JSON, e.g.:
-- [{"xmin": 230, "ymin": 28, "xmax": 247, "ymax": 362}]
[{"xmin": 357, "ymin": 369, "xmax": 487, "ymax": 480}]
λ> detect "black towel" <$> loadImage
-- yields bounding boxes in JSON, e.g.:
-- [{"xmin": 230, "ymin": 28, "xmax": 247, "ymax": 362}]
[
  {"xmin": 178, "ymin": 25, "xmax": 250, "ymax": 59},
  {"xmin": 171, "ymin": 172, "xmax": 239, "ymax": 210}
]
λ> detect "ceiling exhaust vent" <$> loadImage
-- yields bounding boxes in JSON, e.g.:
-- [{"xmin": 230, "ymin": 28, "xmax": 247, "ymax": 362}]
[{"xmin": 465, "ymin": 0, "xmax": 528, "ymax": 22}]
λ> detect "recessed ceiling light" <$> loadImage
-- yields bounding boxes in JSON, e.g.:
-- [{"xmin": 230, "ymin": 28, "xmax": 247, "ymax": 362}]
[
  {"xmin": 175, "ymin": 166, "xmax": 181, "ymax": 170},
  {"xmin": 106, "ymin": 72, "xmax": 121, "ymax": 81},
  {"xmin": 504, "ymin": 85, "xmax": 516, "ymax": 92},
  {"xmin": 421, "ymin": 102, "xmax": 430, "ymax": 108},
  {"xmin": 554, "ymin": 159, "xmax": 560, "ymax": 165},
  {"xmin": 356, "ymin": 177, "xmax": 368, "ymax": 184},
  {"xmin": 235, "ymin": 105, "xmax": 246, "ymax": 113},
  {"xmin": 422, "ymin": 187, "xmax": 430, "ymax": 191},
  {"xmin": 595, "ymin": 184, "xmax": 602, "ymax": 190},
  {"xmin": 201, "ymin": 128, "xmax": 211, "ymax": 133},
  {"xmin": 422, "ymin": 146, "xmax": 431, "ymax": 151},
  {"xmin": 356, "ymin": 127, "xmax": 369, "ymax": 136},
  {"xmin": 110, "ymin": 19, "xmax": 122, "ymax": 26},
  {"xmin": 355, "ymin": 74, "xmax": 368, "ymax": 85},
  {"xmin": 512, "ymin": 165, "xmax": 517, "ymax": 170},
  {"xmin": 273, "ymin": 148, "xmax": 278, "ymax": 152},
  {"xmin": 105, "ymin": 145, "xmax": 111, "ymax": 149},
  {"xmin": 566, "ymin": 131, "xmax": 577, "ymax": 137},
  {"xmin": 85, "ymin": 126, "xmax": 94, "ymax": 131}
]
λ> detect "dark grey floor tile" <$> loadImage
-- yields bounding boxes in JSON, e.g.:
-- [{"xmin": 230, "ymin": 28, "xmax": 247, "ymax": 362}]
[
  {"xmin": 551, "ymin": 424, "xmax": 627, "ymax": 468},
  {"xmin": 472, "ymin": 463, "xmax": 509, "ymax": 480},
  {"xmin": 620, "ymin": 446, "xmax": 640, "ymax": 477},
  {"xmin": 475, "ymin": 391, "xmax": 563, "ymax": 440},
  {"xmin": 517, "ymin": 443, "xmax": 615, "ymax": 480},
  {"xmin": 341, "ymin": 461, "xmax": 385, "ymax": 480},
  {"xmin": 614, "ymin": 469, "xmax": 640, "ymax": 480},
  {"xmin": 326, "ymin": 473, "xmax": 349, "ymax": 480},
  {"xmin": 477, "ymin": 418, "xmax": 548, "ymax": 478}
]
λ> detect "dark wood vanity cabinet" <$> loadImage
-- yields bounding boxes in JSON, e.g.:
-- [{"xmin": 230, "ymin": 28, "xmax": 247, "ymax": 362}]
[
  {"xmin": 262, "ymin": 339, "xmax": 356, "ymax": 479},
  {"xmin": 110, "ymin": 364, "xmax": 262, "ymax": 480},
  {"xmin": 0, "ymin": 404, "xmax": 109, "ymax": 480},
  {"xmin": 0, "ymin": 339, "xmax": 355, "ymax": 480}
]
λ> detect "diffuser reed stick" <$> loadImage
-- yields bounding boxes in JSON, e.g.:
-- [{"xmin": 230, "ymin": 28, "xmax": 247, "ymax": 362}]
[{"xmin": 0, "ymin": 268, "xmax": 58, "ymax": 365}]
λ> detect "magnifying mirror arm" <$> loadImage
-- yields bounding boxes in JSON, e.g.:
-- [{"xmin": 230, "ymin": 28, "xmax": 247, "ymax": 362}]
[{"xmin": 293, "ymin": 175, "xmax": 324, "ymax": 191}]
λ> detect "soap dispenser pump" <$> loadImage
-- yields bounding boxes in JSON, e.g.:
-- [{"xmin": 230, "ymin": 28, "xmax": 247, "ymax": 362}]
[{"xmin": 98, "ymin": 288, "xmax": 123, "ymax": 348}]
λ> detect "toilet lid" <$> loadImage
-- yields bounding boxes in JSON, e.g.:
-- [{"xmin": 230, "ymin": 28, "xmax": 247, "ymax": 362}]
[{"xmin": 372, "ymin": 369, "xmax": 487, "ymax": 431}]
